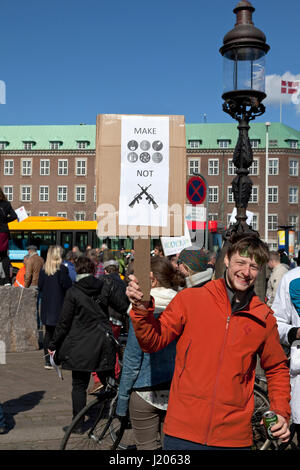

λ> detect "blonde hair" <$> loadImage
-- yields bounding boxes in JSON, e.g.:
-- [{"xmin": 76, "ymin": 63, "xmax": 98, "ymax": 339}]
[{"xmin": 44, "ymin": 245, "xmax": 63, "ymax": 276}]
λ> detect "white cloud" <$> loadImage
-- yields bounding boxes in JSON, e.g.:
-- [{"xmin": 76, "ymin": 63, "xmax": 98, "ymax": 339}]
[{"xmin": 265, "ymin": 71, "xmax": 300, "ymax": 113}]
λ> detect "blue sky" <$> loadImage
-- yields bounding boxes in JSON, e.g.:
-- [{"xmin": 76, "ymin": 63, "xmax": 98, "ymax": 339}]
[{"xmin": 0, "ymin": 0, "xmax": 299, "ymax": 130}]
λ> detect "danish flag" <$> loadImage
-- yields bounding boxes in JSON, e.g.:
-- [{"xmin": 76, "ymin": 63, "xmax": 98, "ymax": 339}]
[{"xmin": 281, "ymin": 80, "xmax": 300, "ymax": 94}]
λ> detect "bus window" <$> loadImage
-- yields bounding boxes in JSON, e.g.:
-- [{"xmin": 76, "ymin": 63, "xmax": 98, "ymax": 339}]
[
  {"xmin": 75, "ymin": 232, "xmax": 88, "ymax": 252},
  {"xmin": 60, "ymin": 232, "xmax": 73, "ymax": 251}
]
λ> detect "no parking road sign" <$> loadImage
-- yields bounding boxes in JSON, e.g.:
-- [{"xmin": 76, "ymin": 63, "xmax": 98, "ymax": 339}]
[{"xmin": 186, "ymin": 176, "xmax": 207, "ymax": 205}]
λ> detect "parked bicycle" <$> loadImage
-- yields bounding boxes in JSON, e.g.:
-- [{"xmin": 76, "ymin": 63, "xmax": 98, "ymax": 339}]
[{"xmin": 60, "ymin": 334, "xmax": 136, "ymax": 450}]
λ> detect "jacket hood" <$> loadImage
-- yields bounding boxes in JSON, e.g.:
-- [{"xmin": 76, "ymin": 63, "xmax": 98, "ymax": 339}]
[
  {"xmin": 204, "ymin": 278, "xmax": 271, "ymax": 323},
  {"xmin": 74, "ymin": 274, "xmax": 103, "ymax": 297}
]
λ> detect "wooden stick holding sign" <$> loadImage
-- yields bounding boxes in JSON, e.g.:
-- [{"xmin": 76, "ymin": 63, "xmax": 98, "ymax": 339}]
[
  {"xmin": 95, "ymin": 114, "xmax": 186, "ymax": 301},
  {"xmin": 134, "ymin": 238, "xmax": 151, "ymax": 302}
]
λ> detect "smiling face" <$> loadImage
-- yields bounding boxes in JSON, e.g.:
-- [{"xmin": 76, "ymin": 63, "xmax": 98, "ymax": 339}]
[{"xmin": 224, "ymin": 251, "xmax": 260, "ymax": 292}]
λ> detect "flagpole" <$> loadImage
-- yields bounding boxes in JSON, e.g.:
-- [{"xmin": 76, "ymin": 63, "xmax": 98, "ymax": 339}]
[
  {"xmin": 280, "ymin": 79, "xmax": 282, "ymax": 123},
  {"xmin": 280, "ymin": 95, "xmax": 282, "ymax": 123}
]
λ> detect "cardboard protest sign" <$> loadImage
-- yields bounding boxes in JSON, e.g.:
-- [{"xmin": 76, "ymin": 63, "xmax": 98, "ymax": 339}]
[{"xmin": 95, "ymin": 114, "xmax": 186, "ymax": 298}]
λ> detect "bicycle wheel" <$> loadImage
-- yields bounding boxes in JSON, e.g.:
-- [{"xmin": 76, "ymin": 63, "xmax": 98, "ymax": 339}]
[
  {"xmin": 108, "ymin": 393, "xmax": 136, "ymax": 450},
  {"xmin": 251, "ymin": 384, "xmax": 277, "ymax": 450},
  {"xmin": 60, "ymin": 393, "xmax": 117, "ymax": 450}
]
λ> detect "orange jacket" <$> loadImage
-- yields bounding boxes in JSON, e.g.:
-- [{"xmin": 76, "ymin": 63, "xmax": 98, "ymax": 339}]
[
  {"xmin": 130, "ymin": 278, "xmax": 291, "ymax": 447},
  {"xmin": 13, "ymin": 265, "xmax": 25, "ymax": 288}
]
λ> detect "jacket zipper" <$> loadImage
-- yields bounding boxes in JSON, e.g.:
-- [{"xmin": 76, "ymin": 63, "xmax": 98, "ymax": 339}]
[{"xmin": 204, "ymin": 305, "xmax": 231, "ymax": 445}]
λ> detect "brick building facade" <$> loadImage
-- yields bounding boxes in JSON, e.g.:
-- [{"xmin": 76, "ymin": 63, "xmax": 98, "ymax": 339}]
[{"xmin": 0, "ymin": 121, "xmax": 299, "ymax": 251}]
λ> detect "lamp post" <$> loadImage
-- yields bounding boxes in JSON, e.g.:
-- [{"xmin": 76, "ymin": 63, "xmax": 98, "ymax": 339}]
[
  {"xmin": 265, "ymin": 121, "xmax": 271, "ymax": 244},
  {"xmin": 215, "ymin": 1, "xmax": 270, "ymax": 290},
  {"xmin": 219, "ymin": 0, "xmax": 270, "ymax": 239}
]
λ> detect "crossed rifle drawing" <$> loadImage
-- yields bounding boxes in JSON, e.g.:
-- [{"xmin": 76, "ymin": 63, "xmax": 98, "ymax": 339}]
[{"xmin": 129, "ymin": 184, "xmax": 158, "ymax": 209}]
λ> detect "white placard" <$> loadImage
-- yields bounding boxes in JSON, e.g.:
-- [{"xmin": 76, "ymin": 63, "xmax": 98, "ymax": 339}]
[
  {"xmin": 15, "ymin": 206, "xmax": 29, "ymax": 222},
  {"xmin": 119, "ymin": 115, "xmax": 169, "ymax": 227},
  {"xmin": 185, "ymin": 204, "xmax": 206, "ymax": 221},
  {"xmin": 230, "ymin": 207, "xmax": 253, "ymax": 225},
  {"xmin": 160, "ymin": 220, "xmax": 192, "ymax": 256}
]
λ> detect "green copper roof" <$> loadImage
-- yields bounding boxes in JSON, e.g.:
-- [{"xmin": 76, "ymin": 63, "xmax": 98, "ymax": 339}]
[
  {"xmin": 186, "ymin": 122, "xmax": 300, "ymax": 149},
  {"xmin": 0, "ymin": 122, "xmax": 299, "ymax": 151},
  {"xmin": 0, "ymin": 124, "xmax": 95, "ymax": 150}
]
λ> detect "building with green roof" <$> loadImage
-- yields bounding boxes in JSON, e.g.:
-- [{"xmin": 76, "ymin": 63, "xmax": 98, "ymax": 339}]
[{"xmin": 0, "ymin": 121, "xmax": 299, "ymax": 252}]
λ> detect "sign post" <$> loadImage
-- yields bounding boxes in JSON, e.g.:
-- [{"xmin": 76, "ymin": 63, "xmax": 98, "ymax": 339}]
[
  {"xmin": 95, "ymin": 114, "xmax": 186, "ymax": 300},
  {"xmin": 186, "ymin": 174, "xmax": 209, "ymax": 250}
]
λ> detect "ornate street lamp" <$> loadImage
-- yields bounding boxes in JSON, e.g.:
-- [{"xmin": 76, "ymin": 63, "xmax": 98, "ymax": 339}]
[
  {"xmin": 215, "ymin": 1, "xmax": 270, "ymax": 295},
  {"xmin": 220, "ymin": 0, "xmax": 270, "ymax": 237}
]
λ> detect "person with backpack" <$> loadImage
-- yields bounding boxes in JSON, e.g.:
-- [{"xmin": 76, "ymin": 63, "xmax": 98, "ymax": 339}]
[{"xmin": 48, "ymin": 256, "xmax": 129, "ymax": 434}]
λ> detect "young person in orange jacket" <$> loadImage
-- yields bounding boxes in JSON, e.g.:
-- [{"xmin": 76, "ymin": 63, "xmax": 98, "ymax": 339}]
[{"xmin": 126, "ymin": 233, "xmax": 291, "ymax": 450}]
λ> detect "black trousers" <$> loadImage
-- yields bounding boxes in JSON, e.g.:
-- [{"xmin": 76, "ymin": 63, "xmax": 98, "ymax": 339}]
[
  {"xmin": 43, "ymin": 325, "xmax": 56, "ymax": 364},
  {"xmin": 72, "ymin": 371, "xmax": 91, "ymax": 423},
  {"xmin": 71, "ymin": 370, "xmax": 111, "ymax": 424}
]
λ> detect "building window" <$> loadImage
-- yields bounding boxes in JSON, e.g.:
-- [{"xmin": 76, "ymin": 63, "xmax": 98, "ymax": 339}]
[
  {"xmin": 20, "ymin": 185, "xmax": 32, "ymax": 202},
  {"xmin": 289, "ymin": 186, "xmax": 298, "ymax": 204},
  {"xmin": 21, "ymin": 159, "xmax": 32, "ymax": 176},
  {"xmin": 23, "ymin": 141, "xmax": 34, "ymax": 150},
  {"xmin": 268, "ymin": 158, "xmax": 279, "ymax": 175},
  {"xmin": 288, "ymin": 215, "xmax": 299, "ymax": 230},
  {"xmin": 188, "ymin": 158, "xmax": 200, "ymax": 175},
  {"xmin": 74, "ymin": 211, "xmax": 86, "ymax": 220},
  {"xmin": 39, "ymin": 212, "xmax": 49, "ymax": 217},
  {"xmin": 251, "ymin": 214, "xmax": 259, "ymax": 231},
  {"xmin": 289, "ymin": 140, "xmax": 298, "ymax": 149},
  {"xmin": 58, "ymin": 159, "xmax": 68, "ymax": 175},
  {"xmin": 248, "ymin": 158, "xmax": 259, "ymax": 175},
  {"xmin": 250, "ymin": 139, "xmax": 260, "ymax": 148},
  {"xmin": 209, "ymin": 186, "xmax": 219, "ymax": 203},
  {"xmin": 208, "ymin": 213, "xmax": 218, "ymax": 221},
  {"xmin": 40, "ymin": 159, "xmax": 50, "ymax": 176},
  {"xmin": 188, "ymin": 140, "xmax": 202, "ymax": 149},
  {"xmin": 0, "ymin": 141, "xmax": 8, "ymax": 150},
  {"xmin": 57, "ymin": 186, "xmax": 68, "ymax": 202},
  {"xmin": 75, "ymin": 158, "xmax": 87, "ymax": 176},
  {"xmin": 208, "ymin": 159, "xmax": 219, "ymax": 176},
  {"xmin": 227, "ymin": 186, "xmax": 234, "ymax": 203},
  {"xmin": 75, "ymin": 185, "xmax": 86, "ymax": 202},
  {"xmin": 268, "ymin": 186, "xmax": 278, "ymax": 203},
  {"xmin": 228, "ymin": 160, "xmax": 236, "ymax": 176},
  {"xmin": 249, "ymin": 186, "xmax": 259, "ymax": 203},
  {"xmin": 77, "ymin": 141, "xmax": 89, "ymax": 149},
  {"xmin": 57, "ymin": 212, "xmax": 67, "ymax": 218},
  {"xmin": 3, "ymin": 186, "xmax": 13, "ymax": 201},
  {"xmin": 218, "ymin": 140, "xmax": 230, "ymax": 149},
  {"xmin": 269, "ymin": 140, "xmax": 278, "ymax": 147},
  {"xmin": 4, "ymin": 159, "xmax": 14, "ymax": 175},
  {"xmin": 39, "ymin": 186, "xmax": 49, "ymax": 202},
  {"xmin": 50, "ymin": 141, "xmax": 61, "ymax": 150},
  {"xmin": 268, "ymin": 214, "xmax": 278, "ymax": 231},
  {"xmin": 289, "ymin": 159, "xmax": 299, "ymax": 176}
]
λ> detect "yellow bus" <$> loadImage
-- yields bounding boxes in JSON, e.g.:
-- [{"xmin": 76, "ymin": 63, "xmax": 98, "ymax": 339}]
[{"xmin": 8, "ymin": 216, "xmax": 133, "ymax": 267}]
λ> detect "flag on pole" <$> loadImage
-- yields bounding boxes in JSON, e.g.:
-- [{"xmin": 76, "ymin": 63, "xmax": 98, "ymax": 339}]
[{"xmin": 281, "ymin": 80, "xmax": 300, "ymax": 94}]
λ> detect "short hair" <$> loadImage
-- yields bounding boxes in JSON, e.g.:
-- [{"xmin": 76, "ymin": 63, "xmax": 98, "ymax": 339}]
[
  {"xmin": 268, "ymin": 251, "xmax": 280, "ymax": 262},
  {"xmin": 226, "ymin": 234, "xmax": 269, "ymax": 267},
  {"xmin": 75, "ymin": 256, "xmax": 96, "ymax": 275}
]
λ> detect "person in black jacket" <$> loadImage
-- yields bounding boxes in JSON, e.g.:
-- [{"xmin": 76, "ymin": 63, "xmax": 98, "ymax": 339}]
[
  {"xmin": 0, "ymin": 187, "xmax": 17, "ymax": 285},
  {"xmin": 48, "ymin": 256, "xmax": 129, "ymax": 434},
  {"xmin": 38, "ymin": 245, "xmax": 72, "ymax": 368}
]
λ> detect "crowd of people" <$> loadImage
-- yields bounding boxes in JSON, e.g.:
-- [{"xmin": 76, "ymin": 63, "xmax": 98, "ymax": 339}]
[{"xmin": 0, "ymin": 185, "xmax": 300, "ymax": 450}]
